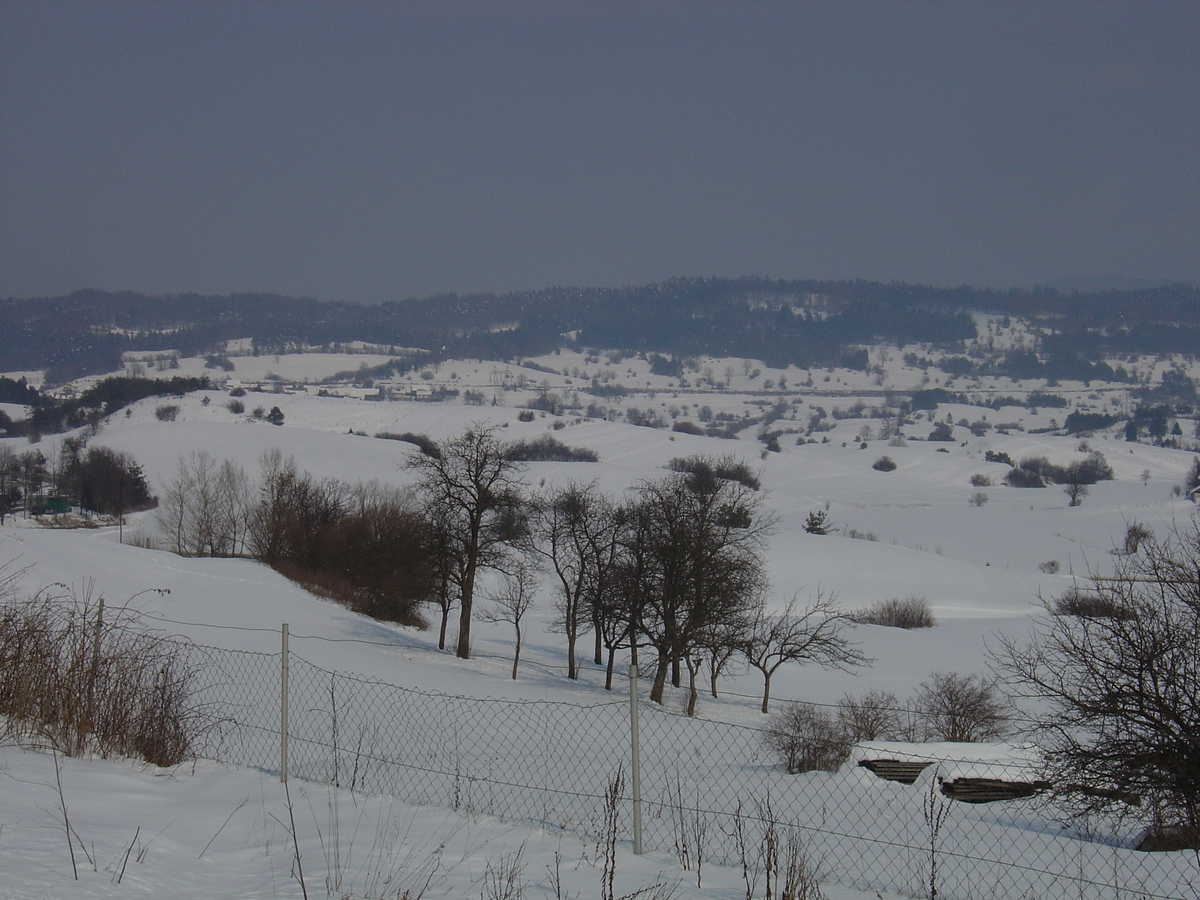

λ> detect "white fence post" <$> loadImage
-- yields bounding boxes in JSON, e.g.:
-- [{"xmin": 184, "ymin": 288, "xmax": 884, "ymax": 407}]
[
  {"xmin": 280, "ymin": 623, "xmax": 289, "ymax": 783},
  {"xmin": 629, "ymin": 661, "xmax": 643, "ymax": 855}
]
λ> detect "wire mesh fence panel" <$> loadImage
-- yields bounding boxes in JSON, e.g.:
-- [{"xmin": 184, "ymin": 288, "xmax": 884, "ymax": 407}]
[
  {"xmin": 634, "ymin": 699, "xmax": 1200, "ymax": 900},
  {"xmin": 147, "ymin": 624, "xmax": 1200, "ymax": 900},
  {"xmin": 170, "ymin": 639, "xmax": 284, "ymax": 772},
  {"xmin": 283, "ymin": 656, "xmax": 636, "ymax": 840}
]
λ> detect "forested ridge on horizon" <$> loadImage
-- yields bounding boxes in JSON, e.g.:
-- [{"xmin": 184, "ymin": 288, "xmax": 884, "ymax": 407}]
[{"xmin": 3, "ymin": 277, "xmax": 1199, "ymax": 383}]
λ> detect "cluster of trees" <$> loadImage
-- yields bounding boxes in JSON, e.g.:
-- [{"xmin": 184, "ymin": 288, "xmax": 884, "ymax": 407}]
[
  {"xmin": 157, "ymin": 450, "xmax": 431, "ymax": 625},
  {"xmin": 408, "ymin": 425, "xmax": 864, "ymax": 711},
  {"xmin": 1000, "ymin": 450, "xmax": 1115, "ymax": 505},
  {"xmin": 156, "ymin": 426, "xmax": 863, "ymax": 711},
  {"xmin": 0, "ymin": 439, "xmax": 153, "ymax": 522}
]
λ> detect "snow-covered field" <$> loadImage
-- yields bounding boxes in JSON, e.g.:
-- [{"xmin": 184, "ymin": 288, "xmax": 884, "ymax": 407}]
[{"xmin": 2, "ymin": 346, "xmax": 1199, "ymax": 898}]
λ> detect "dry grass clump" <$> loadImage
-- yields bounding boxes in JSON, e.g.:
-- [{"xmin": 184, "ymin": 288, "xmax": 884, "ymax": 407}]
[{"xmin": 0, "ymin": 585, "xmax": 197, "ymax": 766}]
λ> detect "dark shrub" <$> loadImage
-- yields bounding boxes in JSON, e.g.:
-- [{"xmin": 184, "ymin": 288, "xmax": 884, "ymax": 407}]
[
  {"xmin": 928, "ymin": 422, "xmax": 954, "ymax": 442},
  {"xmin": 504, "ymin": 435, "xmax": 598, "ymax": 463},
  {"xmin": 375, "ymin": 431, "xmax": 441, "ymax": 458},
  {"xmin": 1005, "ymin": 467, "xmax": 1045, "ymax": 488},
  {"xmin": 668, "ymin": 454, "xmax": 760, "ymax": 490},
  {"xmin": 154, "ymin": 404, "xmax": 179, "ymax": 422},
  {"xmin": 671, "ymin": 421, "xmax": 704, "ymax": 435},
  {"xmin": 804, "ymin": 510, "xmax": 831, "ymax": 534},
  {"xmin": 872, "ymin": 456, "xmax": 897, "ymax": 472}
]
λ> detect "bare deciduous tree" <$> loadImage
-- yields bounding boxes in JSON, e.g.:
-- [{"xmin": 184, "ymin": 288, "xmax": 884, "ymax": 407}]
[
  {"xmin": 481, "ymin": 561, "xmax": 539, "ymax": 680},
  {"xmin": 1063, "ymin": 481, "xmax": 1088, "ymax": 507},
  {"xmin": 742, "ymin": 594, "xmax": 867, "ymax": 713},
  {"xmin": 998, "ymin": 516, "xmax": 1200, "ymax": 841},
  {"xmin": 531, "ymin": 482, "xmax": 618, "ymax": 679},
  {"xmin": 408, "ymin": 424, "xmax": 527, "ymax": 659},
  {"xmin": 0, "ymin": 444, "xmax": 17, "ymax": 523}
]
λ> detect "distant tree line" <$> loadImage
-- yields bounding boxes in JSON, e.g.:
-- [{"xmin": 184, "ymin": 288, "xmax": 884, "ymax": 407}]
[
  {"xmin": 0, "ymin": 375, "xmax": 211, "ymax": 439},
  {"xmin": 7, "ymin": 279, "xmax": 1198, "ymax": 383}
]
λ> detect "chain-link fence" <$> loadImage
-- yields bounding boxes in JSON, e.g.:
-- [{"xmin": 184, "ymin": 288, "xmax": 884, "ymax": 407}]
[{"xmin": 157, "ymin": 623, "xmax": 1198, "ymax": 900}]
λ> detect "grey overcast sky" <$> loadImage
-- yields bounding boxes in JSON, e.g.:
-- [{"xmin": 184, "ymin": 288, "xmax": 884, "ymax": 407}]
[{"xmin": 1, "ymin": 1, "xmax": 1197, "ymax": 304}]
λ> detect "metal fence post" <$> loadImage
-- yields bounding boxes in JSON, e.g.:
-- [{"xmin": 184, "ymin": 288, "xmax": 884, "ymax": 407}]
[
  {"xmin": 629, "ymin": 661, "xmax": 643, "ymax": 855},
  {"xmin": 280, "ymin": 622, "xmax": 289, "ymax": 783}
]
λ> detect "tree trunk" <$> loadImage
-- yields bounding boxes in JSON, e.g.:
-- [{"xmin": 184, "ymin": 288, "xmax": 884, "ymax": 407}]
[
  {"xmin": 671, "ymin": 657, "xmax": 681, "ymax": 688},
  {"xmin": 761, "ymin": 671, "xmax": 772, "ymax": 714},
  {"xmin": 438, "ymin": 606, "xmax": 449, "ymax": 651},
  {"xmin": 593, "ymin": 619, "xmax": 603, "ymax": 665},
  {"xmin": 566, "ymin": 628, "xmax": 578, "ymax": 680},
  {"xmin": 511, "ymin": 627, "xmax": 521, "ymax": 680},
  {"xmin": 650, "ymin": 655, "xmax": 670, "ymax": 704},
  {"xmin": 710, "ymin": 666, "xmax": 720, "ymax": 699},
  {"xmin": 456, "ymin": 589, "xmax": 473, "ymax": 659},
  {"xmin": 605, "ymin": 645, "xmax": 616, "ymax": 690},
  {"xmin": 686, "ymin": 658, "xmax": 699, "ymax": 717}
]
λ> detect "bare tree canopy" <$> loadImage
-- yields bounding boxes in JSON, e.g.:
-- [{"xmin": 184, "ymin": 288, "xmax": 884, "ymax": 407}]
[
  {"xmin": 532, "ymin": 481, "xmax": 619, "ymax": 680},
  {"xmin": 619, "ymin": 460, "xmax": 774, "ymax": 704},
  {"xmin": 481, "ymin": 560, "xmax": 539, "ymax": 681},
  {"xmin": 998, "ymin": 515, "xmax": 1200, "ymax": 840},
  {"xmin": 408, "ymin": 423, "xmax": 528, "ymax": 659},
  {"xmin": 743, "ymin": 594, "xmax": 867, "ymax": 713}
]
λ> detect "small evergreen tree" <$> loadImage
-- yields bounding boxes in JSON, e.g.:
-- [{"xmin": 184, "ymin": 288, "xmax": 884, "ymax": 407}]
[{"xmin": 804, "ymin": 509, "xmax": 832, "ymax": 535}]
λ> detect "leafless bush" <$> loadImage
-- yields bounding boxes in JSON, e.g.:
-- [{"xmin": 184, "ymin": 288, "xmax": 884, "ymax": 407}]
[
  {"xmin": 1052, "ymin": 586, "xmax": 1135, "ymax": 619},
  {"xmin": 763, "ymin": 703, "xmax": 852, "ymax": 773},
  {"xmin": 504, "ymin": 435, "xmax": 598, "ymax": 462},
  {"xmin": 1123, "ymin": 521, "xmax": 1153, "ymax": 555},
  {"xmin": 913, "ymin": 672, "xmax": 1011, "ymax": 742},
  {"xmin": 852, "ymin": 596, "xmax": 934, "ymax": 629},
  {"xmin": 842, "ymin": 527, "xmax": 878, "ymax": 542},
  {"xmin": 969, "ymin": 473, "xmax": 992, "ymax": 487},
  {"xmin": 0, "ymin": 588, "xmax": 199, "ymax": 765},
  {"xmin": 969, "ymin": 491, "xmax": 989, "ymax": 507},
  {"xmin": 1038, "ymin": 560, "xmax": 1060, "ymax": 575},
  {"xmin": 836, "ymin": 689, "xmax": 903, "ymax": 741}
]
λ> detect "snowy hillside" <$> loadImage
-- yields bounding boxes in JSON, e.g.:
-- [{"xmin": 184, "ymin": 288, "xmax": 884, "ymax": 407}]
[{"xmin": 2, "ymin": 346, "xmax": 1198, "ymax": 899}]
